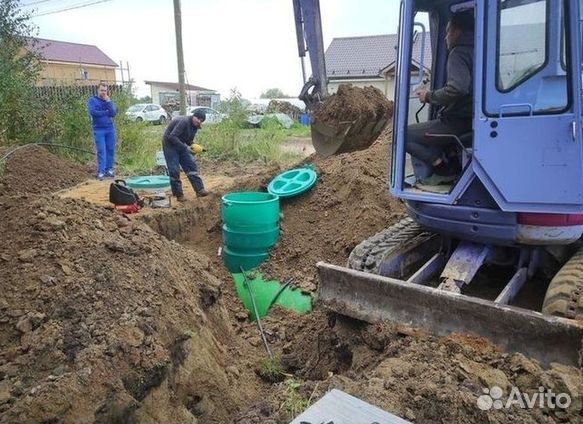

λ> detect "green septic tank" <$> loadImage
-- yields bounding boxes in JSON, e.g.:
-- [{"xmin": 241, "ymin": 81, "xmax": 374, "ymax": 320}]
[{"xmin": 221, "ymin": 192, "xmax": 280, "ymax": 272}]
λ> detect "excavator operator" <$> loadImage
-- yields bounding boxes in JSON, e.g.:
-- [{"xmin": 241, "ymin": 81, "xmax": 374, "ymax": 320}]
[{"xmin": 406, "ymin": 10, "xmax": 474, "ymax": 185}]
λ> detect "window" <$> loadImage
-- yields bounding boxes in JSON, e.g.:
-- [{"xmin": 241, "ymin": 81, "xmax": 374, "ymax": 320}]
[{"xmin": 497, "ymin": 0, "xmax": 547, "ymax": 91}]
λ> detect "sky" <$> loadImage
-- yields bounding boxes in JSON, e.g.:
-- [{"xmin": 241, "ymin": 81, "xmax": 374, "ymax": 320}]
[{"xmin": 25, "ymin": 0, "xmax": 402, "ymax": 100}]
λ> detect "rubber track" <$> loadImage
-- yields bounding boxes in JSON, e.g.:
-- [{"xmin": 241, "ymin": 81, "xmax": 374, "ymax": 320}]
[
  {"xmin": 542, "ymin": 247, "xmax": 583, "ymax": 320},
  {"xmin": 347, "ymin": 217, "xmax": 425, "ymax": 274}
]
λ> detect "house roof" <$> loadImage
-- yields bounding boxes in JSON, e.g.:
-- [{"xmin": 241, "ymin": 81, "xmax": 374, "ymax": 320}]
[
  {"xmin": 27, "ymin": 37, "xmax": 118, "ymax": 67},
  {"xmin": 144, "ymin": 80, "xmax": 217, "ymax": 93},
  {"xmin": 326, "ymin": 33, "xmax": 432, "ymax": 79}
]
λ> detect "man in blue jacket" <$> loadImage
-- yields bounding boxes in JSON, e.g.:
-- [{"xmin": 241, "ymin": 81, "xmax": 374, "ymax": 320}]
[
  {"xmin": 162, "ymin": 109, "xmax": 209, "ymax": 201},
  {"xmin": 87, "ymin": 83, "xmax": 117, "ymax": 180}
]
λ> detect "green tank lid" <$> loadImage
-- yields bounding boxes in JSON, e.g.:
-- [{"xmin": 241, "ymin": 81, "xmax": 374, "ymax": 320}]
[
  {"xmin": 125, "ymin": 175, "xmax": 170, "ymax": 190},
  {"xmin": 267, "ymin": 165, "xmax": 317, "ymax": 198}
]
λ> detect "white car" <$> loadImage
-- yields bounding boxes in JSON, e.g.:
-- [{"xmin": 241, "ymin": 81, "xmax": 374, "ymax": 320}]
[
  {"xmin": 171, "ymin": 106, "xmax": 225, "ymax": 124},
  {"xmin": 125, "ymin": 103, "xmax": 169, "ymax": 124}
]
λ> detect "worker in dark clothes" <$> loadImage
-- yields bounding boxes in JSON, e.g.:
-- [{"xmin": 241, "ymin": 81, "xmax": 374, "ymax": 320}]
[
  {"xmin": 406, "ymin": 10, "xmax": 474, "ymax": 185},
  {"xmin": 162, "ymin": 109, "xmax": 209, "ymax": 201}
]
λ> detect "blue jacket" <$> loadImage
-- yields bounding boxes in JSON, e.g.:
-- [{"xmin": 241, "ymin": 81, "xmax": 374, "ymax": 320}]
[{"xmin": 87, "ymin": 96, "xmax": 117, "ymax": 130}]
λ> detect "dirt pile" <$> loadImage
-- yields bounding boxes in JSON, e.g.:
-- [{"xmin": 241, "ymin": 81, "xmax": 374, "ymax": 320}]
[
  {"xmin": 266, "ymin": 100, "xmax": 303, "ymax": 120},
  {"xmin": 262, "ymin": 125, "xmax": 405, "ymax": 292},
  {"xmin": 238, "ymin": 309, "xmax": 583, "ymax": 424},
  {"xmin": 313, "ymin": 84, "xmax": 393, "ymax": 126},
  {"xmin": 0, "ymin": 195, "xmax": 262, "ymax": 423},
  {"xmin": 0, "ymin": 146, "xmax": 91, "ymax": 196},
  {"xmin": 311, "ymin": 84, "xmax": 394, "ymax": 155}
]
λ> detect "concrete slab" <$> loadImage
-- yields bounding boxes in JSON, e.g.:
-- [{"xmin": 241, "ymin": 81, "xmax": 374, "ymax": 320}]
[{"xmin": 290, "ymin": 389, "xmax": 411, "ymax": 424}]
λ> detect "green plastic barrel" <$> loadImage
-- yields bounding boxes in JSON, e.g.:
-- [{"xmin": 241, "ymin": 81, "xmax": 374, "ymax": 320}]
[
  {"xmin": 222, "ymin": 192, "xmax": 279, "ymax": 228},
  {"xmin": 222, "ymin": 247, "xmax": 269, "ymax": 273},
  {"xmin": 222, "ymin": 224, "xmax": 279, "ymax": 253},
  {"xmin": 222, "ymin": 192, "xmax": 280, "ymax": 272}
]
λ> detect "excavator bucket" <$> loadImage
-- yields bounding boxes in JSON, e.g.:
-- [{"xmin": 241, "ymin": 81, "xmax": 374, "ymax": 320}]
[
  {"xmin": 317, "ymin": 263, "xmax": 583, "ymax": 367},
  {"xmin": 311, "ymin": 115, "xmax": 389, "ymax": 157}
]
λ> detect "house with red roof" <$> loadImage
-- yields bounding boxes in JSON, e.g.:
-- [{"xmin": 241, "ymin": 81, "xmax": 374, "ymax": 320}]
[{"xmin": 26, "ymin": 37, "xmax": 118, "ymax": 86}]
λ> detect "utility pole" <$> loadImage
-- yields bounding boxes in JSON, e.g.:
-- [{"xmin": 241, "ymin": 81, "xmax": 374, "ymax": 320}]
[{"xmin": 173, "ymin": 0, "xmax": 186, "ymax": 115}]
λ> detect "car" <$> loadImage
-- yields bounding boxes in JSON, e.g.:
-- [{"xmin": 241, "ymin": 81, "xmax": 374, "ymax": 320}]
[
  {"xmin": 171, "ymin": 106, "xmax": 225, "ymax": 124},
  {"xmin": 125, "ymin": 103, "xmax": 169, "ymax": 124}
]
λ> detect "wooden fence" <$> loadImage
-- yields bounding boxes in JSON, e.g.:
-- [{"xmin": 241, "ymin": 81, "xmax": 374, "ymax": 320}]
[{"xmin": 34, "ymin": 83, "xmax": 129, "ymax": 101}]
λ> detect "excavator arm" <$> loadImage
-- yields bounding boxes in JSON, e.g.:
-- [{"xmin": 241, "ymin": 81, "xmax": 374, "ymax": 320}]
[
  {"xmin": 292, "ymin": 0, "xmax": 328, "ymax": 111},
  {"xmin": 292, "ymin": 0, "xmax": 392, "ymax": 156}
]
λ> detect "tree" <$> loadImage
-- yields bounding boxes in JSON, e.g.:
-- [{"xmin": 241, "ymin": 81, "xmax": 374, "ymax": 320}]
[
  {"xmin": 136, "ymin": 95, "xmax": 152, "ymax": 103},
  {"xmin": 0, "ymin": 0, "xmax": 42, "ymax": 142},
  {"xmin": 260, "ymin": 88, "xmax": 290, "ymax": 99}
]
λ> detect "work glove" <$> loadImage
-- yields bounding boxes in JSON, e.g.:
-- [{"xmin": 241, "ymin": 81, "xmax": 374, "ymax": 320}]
[{"xmin": 190, "ymin": 144, "xmax": 206, "ymax": 155}]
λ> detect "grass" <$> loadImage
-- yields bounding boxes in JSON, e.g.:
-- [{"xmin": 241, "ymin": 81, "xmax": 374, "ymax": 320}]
[
  {"xmin": 122, "ymin": 120, "xmax": 308, "ymax": 175},
  {"xmin": 281, "ymin": 379, "xmax": 311, "ymax": 419},
  {"xmin": 284, "ymin": 123, "xmax": 311, "ymax": 138},
  {"xmin": 196, "ymin": 119, "xmax": 305, "ymax": 165},
  {"xmin": 256, "ymin": 357, "xmax": 285, "ymax": 383},
  {"xmin": 117, "ymin": 123, "xmax": 163, "ymax": 175}
]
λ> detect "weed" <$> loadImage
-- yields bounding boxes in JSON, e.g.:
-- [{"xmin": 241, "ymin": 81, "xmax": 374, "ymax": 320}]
[
  {"xmin": 285, "ymin": 123, "xmax": 311, "ymax": 138},
  {"xmin": 256, "ymin": 357, "xmax": 285, "ymax": 383},
  {"xmin": 197, "ymin": 120, "xmax": 302, "ymax": 165},
  {"xmin": 281, "ymin": 379, "xmax": 310, "ymax": 419}
]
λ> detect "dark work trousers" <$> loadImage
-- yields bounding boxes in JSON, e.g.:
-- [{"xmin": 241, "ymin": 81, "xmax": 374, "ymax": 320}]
[
  {"xmin": 406, "ymin": 118, "xmax": 472, "ymax": 166},
  {"xmin": 163, "ymin": 142, "xmax": 205, "ymax": 197}
]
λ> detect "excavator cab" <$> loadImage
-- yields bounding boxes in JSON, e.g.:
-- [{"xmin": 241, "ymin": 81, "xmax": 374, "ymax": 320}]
[
  {"xmin": 295, "ymin": 0, "xmax": 583, "ymax": 367},
  {"xmin": 393, "ymin": 0, "xmax": 583, "ymax": 209}
]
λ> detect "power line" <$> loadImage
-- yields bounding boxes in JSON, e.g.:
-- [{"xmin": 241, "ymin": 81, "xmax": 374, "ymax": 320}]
[{"xmin": 31, "ymin": 0, "xmax": 112, "ymax": 17}]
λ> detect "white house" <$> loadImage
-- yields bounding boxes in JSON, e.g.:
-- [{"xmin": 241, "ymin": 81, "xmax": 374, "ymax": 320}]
[{"xmin": 144, "ymin": 81, "xmax": 220, "ymax": 109}]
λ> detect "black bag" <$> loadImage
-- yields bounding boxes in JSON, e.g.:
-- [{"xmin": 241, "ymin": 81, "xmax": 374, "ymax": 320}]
[{"xmin": 109, "ymin": 179, "xmax": 143, "ymax": 206}]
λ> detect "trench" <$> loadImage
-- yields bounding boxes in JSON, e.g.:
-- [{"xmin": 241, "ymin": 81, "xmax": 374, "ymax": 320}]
[{"xmin": 133, "ymin": 204, "xmax": 581, "ymax": 424}]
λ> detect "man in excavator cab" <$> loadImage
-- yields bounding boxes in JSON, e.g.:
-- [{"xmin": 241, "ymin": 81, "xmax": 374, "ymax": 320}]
[{"xmin": 406, "ymin": 10, "xmax": 474, "ymax": 185}]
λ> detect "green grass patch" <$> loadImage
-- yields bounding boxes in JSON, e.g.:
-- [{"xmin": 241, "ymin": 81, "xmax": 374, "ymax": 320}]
[
  {"xmin": 284, "ymin": 123, "xmax": 311, "ymax": 138},
  {"xmin": 256, "ymin": 357, "xmax": 285, "ymax": 383},
  {"xmin": 281, "ymin": 379, "xmax": 311, "ymax": 419},
  {"xmin": 117, "ymin": 123, "xmax": 163, "ymax": 175},
  {"xmin": 196, "ymin": 120, "xmax": 303, "ymax": 165}
]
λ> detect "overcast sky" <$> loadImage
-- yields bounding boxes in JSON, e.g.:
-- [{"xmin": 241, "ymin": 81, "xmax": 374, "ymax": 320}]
[{"xmin": 26, "ymin": 0, "xmax": 402, "ymax": 99}]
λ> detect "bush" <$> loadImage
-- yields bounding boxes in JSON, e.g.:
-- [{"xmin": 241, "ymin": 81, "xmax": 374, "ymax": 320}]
[
  {"xmin": 197, "ymin": 119, "xmax": 300, "ymax": 165},
  {"xmin": 0, "ymin": 1, "xmax": 42, "ymax": 144}
]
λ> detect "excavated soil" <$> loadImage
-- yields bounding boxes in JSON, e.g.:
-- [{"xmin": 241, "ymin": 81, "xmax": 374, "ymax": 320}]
[
  {"xmin": 0, "ymin": 126, "xmax": 582, "ymax": 424},
  {"xmin": 240, "ymin": 309, "xmax": 582, "ymax": 423},
  {"xmin": 0, "ymin": 194, "xmax": 267, "ymax": 423},
  {"xmin": 262, "ymin": 125, "xmax": 404, "ymax": 292},
  {"xmin": 311, "ymin": 84, "xmax": 394, "ymax": 153},
  {"xmin": 312, "ymin": 84, "xmax": 393, "ymax": 128},
  {"xmin": 0, "ymin": 146, "xmax": 91, "ymax": 196}
]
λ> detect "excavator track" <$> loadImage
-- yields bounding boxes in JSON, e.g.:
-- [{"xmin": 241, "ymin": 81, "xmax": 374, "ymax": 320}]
[
  {"xmin": 347, "ymin": 218, "xmax": 425, "ymax": 274},
  {"xmin": 542, "ymin": 247, "xmax": 583, "ymax": 320}
]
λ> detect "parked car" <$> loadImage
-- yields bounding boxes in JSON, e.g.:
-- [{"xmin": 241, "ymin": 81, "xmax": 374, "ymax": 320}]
[
  {"xmin": 171, "ymin": 106, "xmax": 225, "ymax": 124},
  {"xmin": 125, "ymin": 103, "xmax": 169, "ymax": 124}
]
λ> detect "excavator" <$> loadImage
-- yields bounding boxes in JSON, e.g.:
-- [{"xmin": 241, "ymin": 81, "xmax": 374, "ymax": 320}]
[{"xmin": 293, "ymin": 0, "xmax": 583, "ymax": 367}]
